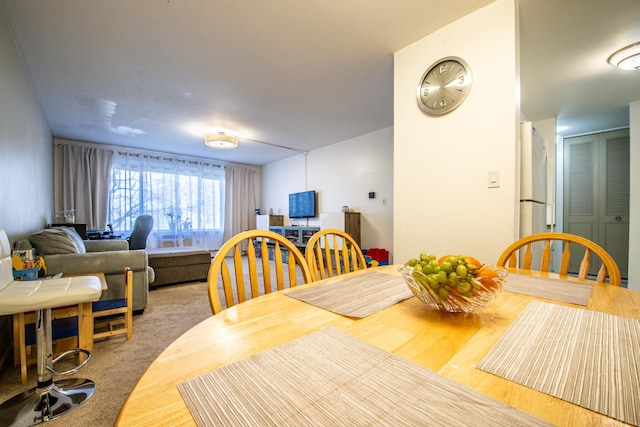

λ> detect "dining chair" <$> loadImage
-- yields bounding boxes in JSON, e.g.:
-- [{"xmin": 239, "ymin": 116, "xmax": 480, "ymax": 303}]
[
  {"xmin": 207, "ymin": 230, "xmax": 313, "ymax": 315},
  {"xmin": 92, "ymin": 267, "xmax": 133, "ymax": 340},
  {"xmin": 304, "ymin": 228, "xmax": 367, "ymax": 281},
  {"xmin": 497, "ymin": 232, "xmax": 621, "ymax": 285}
]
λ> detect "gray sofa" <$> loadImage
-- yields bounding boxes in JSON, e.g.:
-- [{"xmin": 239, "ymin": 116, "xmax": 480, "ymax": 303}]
[{"xmin": 25, "ymin": 227, "xmax": 154, "ymax": 313}]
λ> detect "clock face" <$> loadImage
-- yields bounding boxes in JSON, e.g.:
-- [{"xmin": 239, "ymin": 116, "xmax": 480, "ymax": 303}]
[{"xmin": 416, "ymin": 57, "xmax": 472, "ymax": 115}]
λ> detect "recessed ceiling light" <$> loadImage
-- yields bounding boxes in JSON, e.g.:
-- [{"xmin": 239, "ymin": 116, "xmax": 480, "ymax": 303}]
[
  {"xmin": 204, "ymin": 132, "xmax": 238, "ymax": 149},
  {"xmin": 608, "ymin": 42, "xmax": 640, "ymax": 70}
]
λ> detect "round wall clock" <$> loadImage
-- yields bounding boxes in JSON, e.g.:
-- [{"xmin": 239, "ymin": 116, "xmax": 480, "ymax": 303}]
[{"xmin": 416, "ymin": 56, "xmax": 472, "ymax": 115}]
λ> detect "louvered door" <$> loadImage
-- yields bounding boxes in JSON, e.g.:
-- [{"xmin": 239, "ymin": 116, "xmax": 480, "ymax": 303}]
[{"xmin": 563, "ymin": 129, "xmax": 629, "ymax": 278}]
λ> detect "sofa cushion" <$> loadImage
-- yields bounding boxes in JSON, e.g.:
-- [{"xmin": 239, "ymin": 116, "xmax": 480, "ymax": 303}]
[
  {"xmin": 29, "ymin": 228, "xmax": 83, "ymax": 255},
  {"xmin": 54, "ymin": 226, "xmax": 87, "ymax": 254}
]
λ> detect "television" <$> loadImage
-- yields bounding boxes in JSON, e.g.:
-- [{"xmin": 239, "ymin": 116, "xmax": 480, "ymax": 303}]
[{"xmin": 289, "ymin": 190, "xmax": 316, "ymax": 218}]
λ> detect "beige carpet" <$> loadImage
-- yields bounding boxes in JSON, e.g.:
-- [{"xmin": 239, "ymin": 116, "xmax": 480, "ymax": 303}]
[{"xmin": 0, "ymin": 280, "xmax": 212, "ymax": 427}]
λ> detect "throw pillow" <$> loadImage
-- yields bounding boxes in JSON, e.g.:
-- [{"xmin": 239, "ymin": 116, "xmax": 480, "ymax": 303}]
[
  {"xmin": 53, "ymin": 226, "xmax": 87, "ymax": 254},
  {"xmin": 29, "ymin": 228, "xmax": 80, "ymax": 255}
]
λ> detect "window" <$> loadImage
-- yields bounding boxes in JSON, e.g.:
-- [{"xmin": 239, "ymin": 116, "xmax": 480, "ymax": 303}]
[{"xmin": 108, "ymin": 152, "xmax": 225, "ymax": 249}]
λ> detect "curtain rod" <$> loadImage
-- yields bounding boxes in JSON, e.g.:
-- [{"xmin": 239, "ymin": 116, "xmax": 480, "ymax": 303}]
[{"xmin": 56, "ymin": 142, "xmax": 223, "ymax": 168}]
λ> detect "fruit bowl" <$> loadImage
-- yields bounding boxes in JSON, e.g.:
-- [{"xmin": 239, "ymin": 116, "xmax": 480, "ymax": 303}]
[{"xmin": 400, "ymin": 255, "xmax": 507, "ymax": 313}]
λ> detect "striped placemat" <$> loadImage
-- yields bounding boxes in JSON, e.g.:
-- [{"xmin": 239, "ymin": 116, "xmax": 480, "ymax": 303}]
[
  {"xmin": 478, "ymin": 301, "xmax": 640, "ymax": 425},
  {"xmin": 284, "ymin": 270, "xmax": 413, "ymax": 318},
  {"xmin": 178, "ymin": 327, "xmax": 552, "ymax": 427},
  {"xmin": 502, "ymin": 273, "xmax": 593, "ymax": 306}
]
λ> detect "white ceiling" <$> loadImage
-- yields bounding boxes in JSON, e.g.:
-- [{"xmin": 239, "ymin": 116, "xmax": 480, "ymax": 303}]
[{"xmin": 2, "ymin": 0, "xmax": 639, "ymax": 166}]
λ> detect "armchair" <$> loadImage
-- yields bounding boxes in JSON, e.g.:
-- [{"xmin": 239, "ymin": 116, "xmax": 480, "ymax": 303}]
[{"xmin": 127, "ymin": 214, "xmax": 153, "ymax": 250}]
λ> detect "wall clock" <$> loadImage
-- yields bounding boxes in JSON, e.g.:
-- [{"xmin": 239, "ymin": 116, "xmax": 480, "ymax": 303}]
[{"xmin": 416, "ymin": 56, "xmax": 472, "ymax": 115}]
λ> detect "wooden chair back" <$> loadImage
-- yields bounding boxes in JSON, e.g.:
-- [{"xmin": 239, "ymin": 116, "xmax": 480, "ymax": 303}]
[
  {"xmin": 92, "ymin": 267, "xmax": 133, "ymax": 340},
  {"xmin": 304, "ymin": 228, "xmax": 367, "ymax": 282},
  {"xmin": 207, "ymin": 230, "xmax": 313, "ymax": 314},
  {"xmin": 497, "ymin": 232, "xmax": 621, "ymax": 285}
]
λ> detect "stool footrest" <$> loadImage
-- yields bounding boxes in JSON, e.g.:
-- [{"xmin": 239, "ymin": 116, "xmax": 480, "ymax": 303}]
[{"xmin": 48, "ymin": 348, "xmax": 91, "ymax": 376}]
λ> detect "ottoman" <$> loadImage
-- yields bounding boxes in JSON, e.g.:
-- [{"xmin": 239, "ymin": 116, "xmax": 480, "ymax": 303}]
[{"xmin": 147, "ymin": 248, "xmax": 212, "ymax": 288}]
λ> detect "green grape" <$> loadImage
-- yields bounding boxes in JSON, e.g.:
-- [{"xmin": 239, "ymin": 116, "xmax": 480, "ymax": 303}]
[
  {"xmin": 456, "ymin": 264, "xmax": 468, "ymax": 277},
  {"xmin": 408, "ymin": 258, "xmax": 418, "ymax": 267},
  {"xmin": 427, "ymin": 274, "xmax": 440, "ymax": 290},
  {"xmin": 445, "ymin": 256, "xmax": 457, "ymax": 264},
  {"xmin": 437, "ymin": 270, "xmax": 448, "ymax": 283},
  {"xmin": 440, "ymin": 261, "xmax": 452, "ymax": 273},
  {"xmin": 456, "ymin": 281, "xmax": 472, "ymax": 293}
]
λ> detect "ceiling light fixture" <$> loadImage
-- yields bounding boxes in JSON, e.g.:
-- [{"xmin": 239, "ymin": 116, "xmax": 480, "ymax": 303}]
[
  {"xmin": 608, "ymin": 42, "xmax": 640, "ymax": 70},
  {"xmin": 204, "ymin": 132, "xmax": 238, "ymax": 149}
]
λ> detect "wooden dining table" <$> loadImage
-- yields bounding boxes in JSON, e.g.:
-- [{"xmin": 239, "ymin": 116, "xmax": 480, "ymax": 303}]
[{"xmin": 115, "ymin": 265, "xmax": 640, "ymax": 426}]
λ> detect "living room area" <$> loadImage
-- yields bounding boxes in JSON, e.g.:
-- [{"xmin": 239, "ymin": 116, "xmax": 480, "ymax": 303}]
[{"xmin": 0, "ymin": 2, "xmax": 395, "ymax": 423}]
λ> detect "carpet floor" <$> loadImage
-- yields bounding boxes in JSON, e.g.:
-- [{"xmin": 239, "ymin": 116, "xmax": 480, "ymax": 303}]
[{"xmin": 0, "ymin": 280, "xmax": 212, "ymax": 427}]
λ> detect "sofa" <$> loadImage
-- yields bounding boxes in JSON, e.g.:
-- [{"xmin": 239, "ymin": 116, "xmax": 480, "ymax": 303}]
[{"xmin": 24, "ymin": 227, "xmax": 154, "ymax": 313}]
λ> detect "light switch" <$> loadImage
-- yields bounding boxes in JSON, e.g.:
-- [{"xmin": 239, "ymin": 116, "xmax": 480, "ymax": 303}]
[{"xmin": 488, "ymin": 170, "xmax": 500, "ymax": 188}]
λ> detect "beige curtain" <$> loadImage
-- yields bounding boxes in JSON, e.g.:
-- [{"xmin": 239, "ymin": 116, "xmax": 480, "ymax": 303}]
[
  {"xmin": 54, "ymin": 144, "xmax": 113, "ymax": 230},
  {"xmin": 223, "ymin": 166, "xmax": 257, "ymax": 244}
]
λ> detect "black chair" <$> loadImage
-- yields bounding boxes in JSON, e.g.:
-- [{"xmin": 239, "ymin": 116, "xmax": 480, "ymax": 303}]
[{"xmin": 127, "ymin": 215, "xmax": 153, "ymax": 250}]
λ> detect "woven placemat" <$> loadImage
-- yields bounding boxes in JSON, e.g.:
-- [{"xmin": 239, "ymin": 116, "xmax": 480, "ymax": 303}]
[
  {"xmin": 502, "ymin": 273, "xmax": 593, "ymax": 306},
  {"xmin": 178, "ymin": 327, "xmax": 552, "ymax": 426},
  {"xmin": 284, "ymin": 270, "xmax": 412, "ymax": 318},
  {"xmin": 478, "ymin": 300, "xmax": 640, "ymax": 425}
]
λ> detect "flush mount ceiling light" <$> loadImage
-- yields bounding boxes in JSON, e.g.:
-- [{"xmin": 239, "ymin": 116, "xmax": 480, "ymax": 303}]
[
  {"xmin": 204, "ymin": 132, "xmax": 238, "ymax": 149},
  {"xmin": 608, "ymin": 42, "xmax": 640, "ymax": 70}
]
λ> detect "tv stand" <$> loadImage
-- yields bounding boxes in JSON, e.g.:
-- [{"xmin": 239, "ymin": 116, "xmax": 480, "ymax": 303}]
[{"xmin": 268, "ymin": 226, "xmax": 319, "ymax": 248}]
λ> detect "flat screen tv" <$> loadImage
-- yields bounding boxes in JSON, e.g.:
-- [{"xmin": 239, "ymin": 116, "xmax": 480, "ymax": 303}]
[{"xmin": 289, "ymin": 190, "xmax": 316, "ymax": 218}]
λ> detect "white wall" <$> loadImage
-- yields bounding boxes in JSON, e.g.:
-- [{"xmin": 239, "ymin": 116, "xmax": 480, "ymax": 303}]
[
  {"xmin": 0, "ymin": 7, "xmax": 53, "ymax": 241},
  {"xmin": 629, "ymin": 101, "xmax": 640, "ymax": 291},
  {"xmin": 393, "ymin": 0, "xmax": 519, "ymax": 265},
  {"xmin": 261, "ymin": 127, "xmax": 394, "ymax": 257}
]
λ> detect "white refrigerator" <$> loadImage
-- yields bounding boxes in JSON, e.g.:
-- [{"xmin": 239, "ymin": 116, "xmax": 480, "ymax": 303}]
[{"xmin": 519, "ymin": 121, "xmax": 548, "ymax": 238}]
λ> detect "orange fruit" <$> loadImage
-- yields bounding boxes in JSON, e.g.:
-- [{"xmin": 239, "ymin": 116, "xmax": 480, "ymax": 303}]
[
  {"xmin": 476, "ymin": 267, "xmax": 499, "ymax": 278},
  {"xmin": 475, "ymin": 267, "xmax": 500, "ymax": 291},
  {"xmin": 464, "ymin": 256, "xmax": 483, "ymax": 268},
  {"xmin": 437, "ymin": 254, "xmax": 457, "ymax": 263}
]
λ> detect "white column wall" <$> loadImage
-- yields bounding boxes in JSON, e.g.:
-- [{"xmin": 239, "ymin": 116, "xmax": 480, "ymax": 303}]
[{"xmin": 393, "ymin": 0, "xmax": 519, "ymax": 265}]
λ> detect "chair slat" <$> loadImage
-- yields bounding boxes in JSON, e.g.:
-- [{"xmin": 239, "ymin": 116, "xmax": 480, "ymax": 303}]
[
  {"xmin": 523, "ymin": 243, "xmax": 533, "ymax": 269},
  {"xmin": 246, "ymin": 239, "xmax": 260, "ymax": 296},
  {"xmin": 233, "ymin": 246, "xmax": 246, "ymax": 303},
  {"xmin": 540, "ymin": 240, "xmax": 551, "ymax": 271},
  {"xmin": 578, "ymin": 248, "xmax": 591, "ymax": 280},
  {"xmin": 559, "ymin": 242, "xmax": 571, "ymax": 276}
]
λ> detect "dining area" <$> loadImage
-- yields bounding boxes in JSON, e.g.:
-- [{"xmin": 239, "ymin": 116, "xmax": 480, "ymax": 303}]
[{"xmin": 115, "ymin": 230, "xmax": 640, "ymax": 426}]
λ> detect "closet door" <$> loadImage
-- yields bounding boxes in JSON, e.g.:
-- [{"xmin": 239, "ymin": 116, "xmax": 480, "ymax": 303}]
[
  {"xmin": 563, "ymin": 129, "xmax": 629, "ymax": 278},
  {"xmin": 599, "ymin": 131, "xmax": 629, "ymax": 278}
]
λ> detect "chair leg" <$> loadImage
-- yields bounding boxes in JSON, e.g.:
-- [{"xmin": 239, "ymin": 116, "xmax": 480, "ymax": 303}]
[
  {"xmin": 12, "ymin": 313, "xmax": 29, "ymax": 385},
  {"xmin": 0, "ymin": 308, "xmax": 96, "ymax": 426}
]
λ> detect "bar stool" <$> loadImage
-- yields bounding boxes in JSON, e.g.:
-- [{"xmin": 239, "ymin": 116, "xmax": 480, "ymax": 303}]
[{"xmin": 0, "ymin": 229, "xmax": 102, "ymax": 426}]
